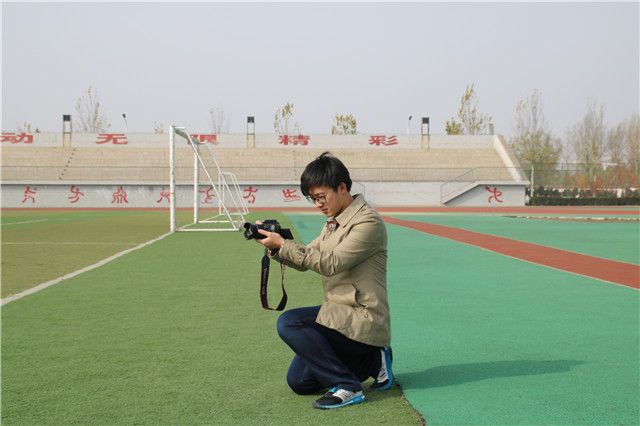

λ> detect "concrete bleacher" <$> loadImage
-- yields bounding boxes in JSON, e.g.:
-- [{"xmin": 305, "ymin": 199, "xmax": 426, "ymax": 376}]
[
  {"xmin": 1, "ymin": 146, "xmax": 507, "ymax": 183},
  {"xmin": 1, "ymin": 147, "xmax": 71, "ymax": 181}
]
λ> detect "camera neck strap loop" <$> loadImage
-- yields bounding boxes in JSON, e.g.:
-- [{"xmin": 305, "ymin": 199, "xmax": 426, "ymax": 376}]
[{"xmin": 260, "ymin": 249, "xmax": 287, "ymax": 311}]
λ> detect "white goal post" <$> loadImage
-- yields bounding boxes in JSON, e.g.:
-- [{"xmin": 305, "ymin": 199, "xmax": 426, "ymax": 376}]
[{"xmin": 169, "ymin": 125, "xmax": 248, "ymax": 232}]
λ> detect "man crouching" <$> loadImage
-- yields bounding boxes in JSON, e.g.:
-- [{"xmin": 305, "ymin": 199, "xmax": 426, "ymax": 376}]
[{"xmin": 255, "ymin": 152, "xmax": 393, "ymax": 409}]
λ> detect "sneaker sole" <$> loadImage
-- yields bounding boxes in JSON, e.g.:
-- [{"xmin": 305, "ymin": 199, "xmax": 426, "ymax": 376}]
[{"xmin": 313, "ymin": 395, "xmax": 365, "ymax": 409}]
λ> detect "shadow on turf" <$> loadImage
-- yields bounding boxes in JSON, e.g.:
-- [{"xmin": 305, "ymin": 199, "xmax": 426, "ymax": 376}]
[{"xmin": 397, "ymin": 360, "xmax": 586, "ymax": 389}]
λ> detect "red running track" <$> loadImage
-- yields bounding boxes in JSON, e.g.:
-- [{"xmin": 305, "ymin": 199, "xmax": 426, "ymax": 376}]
[{"xmin": 383, "ymin": 215, "xmax": 640, "ymax": 290}]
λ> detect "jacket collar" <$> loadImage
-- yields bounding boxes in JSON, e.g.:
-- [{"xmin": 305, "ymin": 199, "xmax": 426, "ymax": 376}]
[{"xmin": 332, "ymin": 194, "xmax": 365, "ymax": 227}]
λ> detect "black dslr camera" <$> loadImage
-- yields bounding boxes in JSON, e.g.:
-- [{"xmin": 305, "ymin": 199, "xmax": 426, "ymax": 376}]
[{"xmin": 243, "ymin": 219, "xmax": 294, "ymax": 241}]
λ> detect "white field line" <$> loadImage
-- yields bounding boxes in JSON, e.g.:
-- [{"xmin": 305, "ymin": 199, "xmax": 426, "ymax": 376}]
[
  {"xmin": 1, "ymin": 219, "xmax": 49, "ymax": 226},
  {"xmin": 1, "ymin": 232, "xmax": 173, "ymax": 306},
  {"xmin": 3, "ymin": 242, "xmax": 137, "ymax": 245}
]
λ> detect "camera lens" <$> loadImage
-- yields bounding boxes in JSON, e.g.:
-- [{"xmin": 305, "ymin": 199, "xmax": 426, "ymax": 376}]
[{"xmin": 243, "ymin": 222, "xmax": 257, "ymax": 240}]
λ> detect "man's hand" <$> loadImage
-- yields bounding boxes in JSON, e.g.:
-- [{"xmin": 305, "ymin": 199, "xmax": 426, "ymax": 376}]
[{"xmin": 256, "ymin": 229, "xmax": 286, "ymax": 251}]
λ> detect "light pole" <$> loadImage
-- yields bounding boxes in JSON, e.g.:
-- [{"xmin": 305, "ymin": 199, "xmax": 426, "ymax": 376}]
[
  {"xmin": 421, "ymin": 116, "xmax": 430, "ymax": 136},
  {"xmin": 62, "ymin": 114, "xmax": 72, "ymax": 147},
  {"xmin": 246, "ymin": 116, "xmax": 255, "ymax": 148},
  {"xmin": 421, "ymin": 117, "xmax": 430, "ymax": 150},
  {"xmin": 122, "ymin": 113, "xmax": 128, "ymax": 134},
  {"xmin": 247, "ymin": 116, "xmax": 255, "ymax": 135},
  {"xmin": 407, "ymin": 115, "xmax": 413, "ymax": 134}
]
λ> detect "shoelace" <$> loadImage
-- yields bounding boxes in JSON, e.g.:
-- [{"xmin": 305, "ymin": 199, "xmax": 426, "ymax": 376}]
[{"xmin": 329, "ymin": 388, "xmax": 359, "ymax": 401}]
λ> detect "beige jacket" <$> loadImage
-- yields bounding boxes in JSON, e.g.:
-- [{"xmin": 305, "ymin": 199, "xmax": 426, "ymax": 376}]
[{"xmin": 277, "ymin": 194, "xmax": 391, "ymax": 347}]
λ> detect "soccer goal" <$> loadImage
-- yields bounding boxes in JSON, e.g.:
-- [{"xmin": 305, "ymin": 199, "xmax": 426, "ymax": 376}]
[{"xmin": 169, "ymin": 125, "xmax": 248, "ymax": 232}]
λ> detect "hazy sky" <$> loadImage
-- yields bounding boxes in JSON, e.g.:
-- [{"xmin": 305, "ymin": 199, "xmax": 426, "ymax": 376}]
[{"xmin": 2, "ymin": 2, "xmax": 638, "ymax": 139}]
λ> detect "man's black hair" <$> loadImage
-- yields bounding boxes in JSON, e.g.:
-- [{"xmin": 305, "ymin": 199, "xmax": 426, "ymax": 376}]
[{"xmin": 300, "ymin": 152, "xmax": 352, "ymax": 196}]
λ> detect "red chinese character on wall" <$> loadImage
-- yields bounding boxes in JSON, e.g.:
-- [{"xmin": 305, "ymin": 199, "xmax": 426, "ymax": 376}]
[
  {"xmin": 1, "ymin": 132, "xmax": 15, "ymax": 143},
  {"xmin": 485, "ymin": 186, "xmax": 503, "ymax": 203},
  {"xmin": 68, "ymin": 185, "xmax": 85, "ymax": 204},
  {"xmin": 190, "ymin": 134, "xmax": 218, "ymax": 144},
  {"xmin": 199, "ymin": 186, "xmax": 215, "ymax": 204},
  {"xmin": 22, "ymin": 186, "xmax": 37, "ymax": 203},
  {"xmin": 368, "ymin": 135, "xmax": 398, "ymax": 146},
  {"xmin": 279, "ymin": 135, "xmax": 310, "ymax": 146},
  {"xmin": 97, "ymin": 134, "xmax": 128, "ymax": 145},
  {"xmin": 243, "ymin": 186, "xmax": 258, "ymax": 204},
  {"xmin": 111, "ymin": 186, "xmax": 129, "ymax": 204},
  {"xmin": 291, "ymin": 135, "xmax": 310, "ymax": 146},
  {"xmin": 282, "ymin": 188, "xmax": 301, "ymax": 202},
  {"xmin": 156, "ymin": 188, "xmax": 171, "ymax": 204},
  {"xmin": 2, "ymin": 132, "xmax": 34, "ymax": 144},
  {"xmin": 278, "ymin": 135, "xmax": 290, "ymax": 145}
]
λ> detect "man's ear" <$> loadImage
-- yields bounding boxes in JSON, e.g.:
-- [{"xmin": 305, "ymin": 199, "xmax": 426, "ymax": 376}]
[{"xmin": 338, "ymin": 182, "xmax": 348, "ymax": 194}]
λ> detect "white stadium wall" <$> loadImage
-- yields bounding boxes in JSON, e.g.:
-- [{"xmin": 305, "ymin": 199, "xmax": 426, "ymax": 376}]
[
  {"xmin": 1, "ymin": 131, "xmax": 496, "ymax": 150},
  {"xmin": 1, "ymin": 181, "xmax": 524, "ymax": 208}
]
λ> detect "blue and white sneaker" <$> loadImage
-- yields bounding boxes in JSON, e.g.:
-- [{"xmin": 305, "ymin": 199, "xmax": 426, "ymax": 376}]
[
  {"xmin": 313, "ymin": 387, "xmax": 365, "ymax": 409},
  {"xmin": 370, "ymin": 347, "xmax": 393, "ymax": 391}
]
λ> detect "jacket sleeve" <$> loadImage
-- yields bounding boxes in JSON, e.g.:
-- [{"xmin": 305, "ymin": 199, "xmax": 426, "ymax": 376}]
[
  {"xmin": 278, "ymin": 217, "xmax": 383, "ymax": 277},
  {"xmin": 274, "ymin": 234, "xmax": 321, "ymax": 272}
]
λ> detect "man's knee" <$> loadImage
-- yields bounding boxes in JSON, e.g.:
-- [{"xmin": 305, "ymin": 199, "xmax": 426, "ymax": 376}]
[
  {"xmin": 287, "ymin": 369, "xmax": 319, "ymax": 395},
  {"xmin": 276, "ymin": 310, "xmax": 296, "ymax": 340}
]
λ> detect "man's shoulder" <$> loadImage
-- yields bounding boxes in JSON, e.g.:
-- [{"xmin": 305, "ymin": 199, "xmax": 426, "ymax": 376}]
[
  {"xmin": 350, "ymin": 203, "xmax": 387, "ymax": 245},
  {"xmin": 354, "ymin": 202, "xmax": 385, "ymax": 226}
]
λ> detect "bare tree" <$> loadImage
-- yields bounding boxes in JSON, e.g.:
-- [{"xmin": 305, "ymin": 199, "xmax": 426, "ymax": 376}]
[
  {"xmin": 624, "ymin": 114, "xmax": 640, "ymax": 174},
  {"xmin": 331, "ymin": 114, "xmax": 357, "ymax": 135},
  {"xmin": 274, "ymin": 102, "xmax": 301, "ymax": 135},
  {"xmin": 74, "ymin": 86, "xmax": 111, "ymax": 132},
  {"xmin": 16, "ymin": 121, "xmax": 40, "ymax": 133},
  {"xmin": 445, "ymin": 84, "xmax": 493, "ymax": 135},
  {"xmin": 559, "ymin": 140, "xmax": 575, "ymax": 165},
  {"xmin": 153, "ymin": 121, "xmax": 165, "ymax": 134},
  {"xmin": 209, "ymin": 106, "xmax": 230, "ymax": 134},
  {"xmin": 567, "ymin": 100, "xmax": 606, "ymax": 174},
  {"xmin": 509, "ymin": 90, "xmax": 561, "ymax": 168},
  {"xmin": 607, "ymin": 122, "xmax": 626, "ymax": 165}
]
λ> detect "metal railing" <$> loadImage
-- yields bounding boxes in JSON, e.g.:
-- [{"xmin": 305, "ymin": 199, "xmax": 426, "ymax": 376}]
[
  {"xmin": 440, "ymin": 169, "xmax": 474, "ymax": 203},
  {"xmin": 440, "ymin": 167, "xmax": 528, "ymax": 203}
]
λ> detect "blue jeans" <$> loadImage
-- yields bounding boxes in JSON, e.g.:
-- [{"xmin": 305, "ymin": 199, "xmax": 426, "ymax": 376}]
[{"xmin": 277, "ymin": 305, "xmax": 381, "ymax": 394}]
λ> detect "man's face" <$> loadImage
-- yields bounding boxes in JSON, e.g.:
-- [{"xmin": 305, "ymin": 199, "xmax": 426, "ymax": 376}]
[{"xmin": 307, "ymin": 184, "xmax": 345, "ymax": 218}]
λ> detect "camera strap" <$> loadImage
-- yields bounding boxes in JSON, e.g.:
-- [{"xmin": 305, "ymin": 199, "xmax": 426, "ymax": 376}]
[{"xmin": 260, "ymin": 249, "xmax": 287, "ymax": 311}]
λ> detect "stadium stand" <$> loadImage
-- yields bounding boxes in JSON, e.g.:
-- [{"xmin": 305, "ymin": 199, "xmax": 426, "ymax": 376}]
[
  {"xmin": 1, "ymin": 147, "xmax": 507, "ymax": 182},
  {"xmin": 0, "ymin": 134, "xmax": 528, "ymax": 207}
]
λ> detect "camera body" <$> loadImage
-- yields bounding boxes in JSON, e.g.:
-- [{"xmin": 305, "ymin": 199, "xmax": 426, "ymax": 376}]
[{"xmin": 243, "ymin": 219, "xmax": 294, "ymax": 240}]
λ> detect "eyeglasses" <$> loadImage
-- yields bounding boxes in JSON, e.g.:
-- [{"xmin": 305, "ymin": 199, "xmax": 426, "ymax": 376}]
[{"xmin": 306, "ymin": 194, "xmax": 327, "ymax": 205}]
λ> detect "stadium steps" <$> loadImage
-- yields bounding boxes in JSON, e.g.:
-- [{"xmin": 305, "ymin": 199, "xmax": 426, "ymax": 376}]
[
  {"xmin": 58, "ymin": 148, "xmax": 78, "ymax": 180},
  {"xmin": 1, "ymin": 146, "xmax": 512, "ymax": 183}
]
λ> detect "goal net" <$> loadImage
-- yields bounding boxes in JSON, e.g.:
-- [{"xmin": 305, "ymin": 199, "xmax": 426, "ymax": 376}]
[{"xmin": 169, "ymin": 125, "xmax": 248, "ymax": 232}]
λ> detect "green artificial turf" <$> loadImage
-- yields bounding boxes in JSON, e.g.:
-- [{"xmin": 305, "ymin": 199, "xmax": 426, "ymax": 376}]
[
  {"xmin": 1, "ymin": 210, "xmax": 172, "ymax": 297},
  {"xmin": 5, "ymin": 209, "xmax": 638, "ymax": 425},
  {"xmin": 1, "ymin": 211, "xmax": 421, "ymax": 425},
  {"xmin": 398, "ymin": 213, "xmax": 640, "ymax": 264},
  {"xmin": 287, "ymin": 213, "xmax": 640, "ymax": 425}
]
